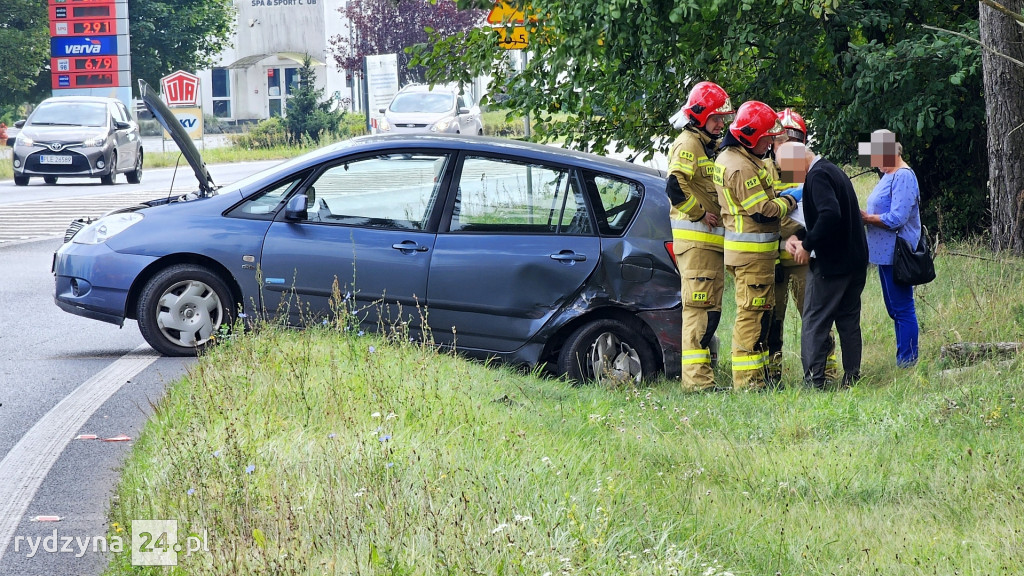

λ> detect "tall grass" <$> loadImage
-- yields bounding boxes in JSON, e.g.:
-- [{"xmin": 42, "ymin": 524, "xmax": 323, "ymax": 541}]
[{"xmin": 104, "ymin": 225, "xmax": 1024, "ymax": 574}]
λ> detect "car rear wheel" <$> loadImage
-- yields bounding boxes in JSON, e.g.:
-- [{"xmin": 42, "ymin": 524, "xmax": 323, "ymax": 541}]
[
  {"xmin": 14, "ymin": 176, "xmax": 29, "ymax": 186},
  {"xmin": 43, "ymin": 176, "xmax": 58, "ymax": 184},
  {"xmin": 126, "ymin": 150, "xmax": 143, "ymax": 184},
  {"xmin": 557, "ymin": 319, "xmax": 657, "ymax": 385},
  {"xmin": 137, "ymin": 264, "xmax": 235, "ymax": 357},
  {"xmin": 100, "ymin": 152, "xmax": 117, "ymax": 185}
]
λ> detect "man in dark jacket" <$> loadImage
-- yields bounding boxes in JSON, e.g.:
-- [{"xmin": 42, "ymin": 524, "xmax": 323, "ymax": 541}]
[{"xmin": 778, "ymin": 141, "xmax": 869, "ymax": 389}]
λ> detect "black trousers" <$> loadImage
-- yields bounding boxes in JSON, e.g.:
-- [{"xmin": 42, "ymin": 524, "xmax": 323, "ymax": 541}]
[{"xmin": 800, "ymin": 264, "xmax": 867, "ymax": 385}]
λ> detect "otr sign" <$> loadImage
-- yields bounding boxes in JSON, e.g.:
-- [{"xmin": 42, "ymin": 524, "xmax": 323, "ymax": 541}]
[{"xmin": 50, "ymin": 35, "xmax": 117, "ymax": 56}]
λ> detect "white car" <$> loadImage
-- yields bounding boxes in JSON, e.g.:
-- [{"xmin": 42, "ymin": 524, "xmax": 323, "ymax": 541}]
[{"xmin": 378, "ymin": 85, "xmax": 484, "ymax": 135}]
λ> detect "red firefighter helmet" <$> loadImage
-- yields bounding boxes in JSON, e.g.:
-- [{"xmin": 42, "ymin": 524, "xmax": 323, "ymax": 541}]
[
  {"xmin": 777, "ymin": 108, "xmax": 807, "ymax": 142},
  {"xmin": 729, "ymin": 101, "xmax": 783, "ymax": 148},
  {"xmin": 682, "ymin": 81, "xmax": 735, "ymax": 127}
]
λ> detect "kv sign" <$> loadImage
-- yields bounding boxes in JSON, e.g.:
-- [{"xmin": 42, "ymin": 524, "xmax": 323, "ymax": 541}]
[{"xmin": 161, "ymin": 70, "xmax": 200, "ymax": 106}]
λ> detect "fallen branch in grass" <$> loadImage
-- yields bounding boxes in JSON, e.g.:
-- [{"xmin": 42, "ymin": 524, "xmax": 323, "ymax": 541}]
[{"xmin": 940, "ymin": 341, "xmax": 1024, "ymax": 366}]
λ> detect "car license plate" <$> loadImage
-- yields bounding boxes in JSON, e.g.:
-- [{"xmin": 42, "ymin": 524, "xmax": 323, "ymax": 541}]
[{"xmin": 40, "ymin": 155, "xmax": 73, "ymax": 165}]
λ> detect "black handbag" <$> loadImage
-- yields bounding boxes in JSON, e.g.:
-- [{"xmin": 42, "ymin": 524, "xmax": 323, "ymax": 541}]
[{"xmin": 893, "ymin": 223, "xmax": 935, "ymax": 286}]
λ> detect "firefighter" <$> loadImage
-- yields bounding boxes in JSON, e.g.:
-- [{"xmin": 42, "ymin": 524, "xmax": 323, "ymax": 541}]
[
  {"xmin": 714, "ymin": 101, "xmax": 799, "ymax": 390},
  {"xmin": 765, "ymin": 108, "xmax": 839, "ymax": 384},
  {"xmin": 666, "ymin": 81, "xmax": 735, "ymax": 392}
]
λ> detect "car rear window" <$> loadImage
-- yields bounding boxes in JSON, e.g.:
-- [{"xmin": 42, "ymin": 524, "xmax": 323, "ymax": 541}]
[
  {"xmin": 585, "ymin": 172, "xmax": 643, "ymax": 236},
  {"xmin": 449, "ymin": 156, "xmax": 593, "ymax": 235}
]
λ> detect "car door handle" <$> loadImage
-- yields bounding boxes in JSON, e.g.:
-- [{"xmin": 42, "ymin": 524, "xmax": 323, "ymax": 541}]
[
  {"xmin": 392, "ymin": 241, "xmax": 429, "ymax": 252},
  {"xmin": 550, "ymin": 250, "xmax": 587, "ymax": 262}
]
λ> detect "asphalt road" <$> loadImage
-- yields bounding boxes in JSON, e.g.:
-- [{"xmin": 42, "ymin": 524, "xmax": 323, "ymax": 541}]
[{"xmin": 0, "ymin": 161, "xmax": 274, "ymax": 574}]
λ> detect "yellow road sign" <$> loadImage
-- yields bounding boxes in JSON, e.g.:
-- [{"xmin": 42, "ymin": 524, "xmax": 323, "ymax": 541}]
[
  {"xmin": 495, "ymin": 25, "xmax": 530, "ymax": 49},
  {"xmin": 487, "ymin": 1, "xmax": 530, "ymax": 25}
]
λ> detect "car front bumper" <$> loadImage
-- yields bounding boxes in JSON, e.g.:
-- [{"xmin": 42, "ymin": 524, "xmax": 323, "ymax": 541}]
[
  {"xmin": 53, "ymin": 241, "xmax": 157, "ymax": 326},
  {"xmin": 13, "ymin": 145, "xmax": 111, "ymax": 178}
]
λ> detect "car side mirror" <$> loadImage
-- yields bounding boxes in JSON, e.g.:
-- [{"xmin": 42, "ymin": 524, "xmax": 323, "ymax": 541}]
[
  {"xmin": 284, "ymin": 194, "xmax": 308, "ymax": 220},
  {"xmin": 114, "ymin": 120, "xmax": 132, "ymax": 130},
  {"xmin": 378, "ymin": 108, "xmax": 386, "ymax": 114},
  {"xmin": 458, "ymin": 107, "xmax": 470, "ymax": 115},
  {"xmin": 14, "ymin": 120, "xmax": 25, "ymax": 128}
]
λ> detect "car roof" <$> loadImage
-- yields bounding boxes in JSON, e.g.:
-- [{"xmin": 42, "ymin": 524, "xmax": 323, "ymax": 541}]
[
  {"xmin": 396, "ymin": 84, "xmax": 458, "ymax": 95},
  {"xmin": 303, "ymin": 134, "xmax": 664, "ymax": 179},
  {"xmin": 37, "ymin": 96, "xmax": 120, "ymax": 105}
]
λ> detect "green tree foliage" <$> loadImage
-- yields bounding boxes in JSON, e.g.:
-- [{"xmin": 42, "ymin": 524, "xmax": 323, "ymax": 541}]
[
  {"xmin": 0, "ymin": 0, "xmax": 49, "ymax": 107},
  {"xmin": 128, "ymin": 0, "xmax": 235, "ymax": 88},
  {"xmin": 413, "ymin": 0, "xmax": 987, "ymax": 238},
  {"xmin": 285, "ymin": 56, "xmax": 345, "ymax": 143}
]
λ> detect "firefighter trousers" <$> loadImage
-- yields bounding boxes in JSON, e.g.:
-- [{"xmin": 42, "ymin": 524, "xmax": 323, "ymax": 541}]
[
  {"xmin": 727, "ymin": 259, "xmax": 775, "ymax": 390},
  {"xmin": 676, "ymin": 246, "xmax": 724, "ymax": 391}
]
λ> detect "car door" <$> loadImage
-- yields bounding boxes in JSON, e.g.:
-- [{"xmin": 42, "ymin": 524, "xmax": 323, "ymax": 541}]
[
  {"xmin": 258, "ymin": 151, "xmax": 452, "ymax": 331},
  {"xmin": 456, "ymin": 94, "xmax": 480, "ymax": 134},
  {"xmin": 108, "ymin": 101, "xmax": 134, "ymax": 170},
  {"xmin": 426, "ymin": 153, "xmax": 601, "ymax": 353}
]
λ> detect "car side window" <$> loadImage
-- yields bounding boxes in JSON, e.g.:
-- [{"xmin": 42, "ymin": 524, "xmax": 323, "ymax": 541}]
[
  {"xmin": 228, "ymin": 173, "xmax": 310, "ymax": 220},
  {"xmin": 450, "ymin": 156, "xmax": 593, "ymax": 235},
  {"xmin": 585, "ymin": 172, "xmax": 643, "ymax": 236},
  {"xmin": 301, "ymin": 153, "xmax": 449, "ymax": 230}
]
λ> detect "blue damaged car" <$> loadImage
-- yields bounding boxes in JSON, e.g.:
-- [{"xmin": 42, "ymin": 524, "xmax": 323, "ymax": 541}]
[{"xmin": 53, "ymin": 80, "xmax": 681, "ymax": 383}]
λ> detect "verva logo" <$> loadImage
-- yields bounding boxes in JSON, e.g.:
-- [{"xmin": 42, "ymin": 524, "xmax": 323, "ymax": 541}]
[{"xmin": 161, "ymin": 71, "xmax": 200, "ymax": 106}]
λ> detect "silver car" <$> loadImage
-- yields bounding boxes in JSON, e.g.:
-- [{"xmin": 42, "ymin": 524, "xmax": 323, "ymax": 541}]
[
  {"xmin": 11, "ymin": 96, "xmax": 143, "ymax": 186},
  {"xmin": 378, "ymin": 85, "xmax": 484, "ymax": 135}
]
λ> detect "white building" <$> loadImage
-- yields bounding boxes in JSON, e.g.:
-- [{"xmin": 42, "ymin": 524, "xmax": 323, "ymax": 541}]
[{"xmin": 196, "ymin": 0, "xmax": 355, "ymax": 122}]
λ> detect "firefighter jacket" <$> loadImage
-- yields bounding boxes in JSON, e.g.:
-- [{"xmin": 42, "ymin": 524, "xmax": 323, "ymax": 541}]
[
  {"xmin": 666, "ymin": 127, "xmax": 724, "ymax": 253},
  {"xmin": 714, "ymin": 145, "xmax": 797, "ymax": 266},
  {"xmin": 765, "ymin": 158, "xmax": 805, "ymax": 267}
]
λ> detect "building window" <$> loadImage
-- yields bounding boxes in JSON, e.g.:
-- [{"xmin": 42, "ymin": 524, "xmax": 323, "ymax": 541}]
[
  {"xmin": 267, "ymin": 66, "xmax": 298, "ymax": 117},
  {"xmin": 211, "ymin": 68, "xmax": 231, "ymax": 118}
]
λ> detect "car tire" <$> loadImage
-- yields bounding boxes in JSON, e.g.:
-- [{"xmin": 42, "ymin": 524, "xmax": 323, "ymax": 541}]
[
  {"xmin": 14, "ymin": 176, "xmax": 29, "ymax": 186},
  {"xmin": 136, "ymin": 264, "xmax": 235, "ymax": 357},
  {"xmin": 557, "ymin": 318, "xmax": 657, "ymax": 385},
  {"xmin": 44, "ymin": 176, "xmax": 58, "ymax": 185},
  {"xmin": 126, "ymin": 150, "xmax": 143, "ymax": 184},
  {"xmin": 100, "ymin": 152, "xmax": 117, "ymax": 185}
]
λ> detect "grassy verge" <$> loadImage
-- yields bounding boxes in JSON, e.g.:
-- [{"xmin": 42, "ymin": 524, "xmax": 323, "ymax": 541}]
[
  {"xmin": 142, "ymin": 144, "xmax": 316, "ymax": 170},
  {"xmin": 104, "ymin": 228, "xmax": 1024, "ymax": 574}
]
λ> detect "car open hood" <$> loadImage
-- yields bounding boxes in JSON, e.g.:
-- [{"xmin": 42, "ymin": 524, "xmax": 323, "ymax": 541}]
[{"xmin": 139, "ymin": 79, "xmax": 215, "ymax": 196}]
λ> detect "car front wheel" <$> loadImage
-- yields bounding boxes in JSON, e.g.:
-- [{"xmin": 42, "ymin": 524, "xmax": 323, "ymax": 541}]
[
  {"xmin": 126, "ymin": 150, "xmax": 142, "ymax": 184},
  {"xmin": 100, "ymin": 152, "xmax": 117, "ymax": 185},
  {"xmin": 136, "ymin": 264, "xmax": 235, "ymax": 356},
  {"xmin": 14, "ymin": 175, "xmax": 29, "ymax": 186},
  {"xmin": 557, "ymin": 319, "xmax": 657, "ymax": 385}
]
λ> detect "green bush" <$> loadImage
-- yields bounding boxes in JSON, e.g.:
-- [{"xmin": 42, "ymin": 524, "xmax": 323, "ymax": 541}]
[
  {"xmin": 232, "ymin": 117, "xmax": 290, "ymax": 150},
  {"xmin": 338, "ymin": 112, "xmax": 368, "ymax": 138}
]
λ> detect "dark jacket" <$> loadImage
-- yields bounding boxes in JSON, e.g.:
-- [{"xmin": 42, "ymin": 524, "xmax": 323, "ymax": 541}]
[{"xmin": 796, "ymin": 157, "xmax": 869, "ymax": 276}]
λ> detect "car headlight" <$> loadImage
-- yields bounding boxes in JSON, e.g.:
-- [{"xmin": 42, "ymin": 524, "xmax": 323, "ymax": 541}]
[
  {"xmin": 16, "ymin": 133, "xmax": 34, "ymax": 147},
  {"xmin": 85, "ymin": 135, "xmax": 106, "ymax": 147},
  {"xmin": 72, "ymin": 212, "xmax": 144, "ymax": 245},
  {"xmin": 378, "ymin": 117, "xmax": 391, "ymax": 132},
  {"xmin": 430, "ymin": 117, "xmax": 454, "ymax": 132}
]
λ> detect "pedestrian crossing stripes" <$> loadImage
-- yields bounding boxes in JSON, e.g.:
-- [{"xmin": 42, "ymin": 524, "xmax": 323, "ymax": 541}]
[{"xmin": 0, "ymin": 190, "xmax": 179, "ymax": 245}]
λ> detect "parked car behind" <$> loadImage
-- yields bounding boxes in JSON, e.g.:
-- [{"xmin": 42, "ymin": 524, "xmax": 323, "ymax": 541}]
[
  {"xmin": 11, "ymin": 96, "xmax": 143, "ymax": 186},
  {"xmin": 52, "ymin": 81, "xmax": 680, "ymax": 383},
  {"xmin": 378, "ymin": 84, "xmax": 484, "ymax": 135}
]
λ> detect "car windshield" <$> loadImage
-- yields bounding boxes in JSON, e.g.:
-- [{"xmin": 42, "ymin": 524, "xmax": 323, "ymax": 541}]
[
  {"xmin": 30, "ymin": 102, "xmax": 107, "ymax": 127},
  {"xmin": 389, "ymin": 92, "xmax": 455, "ymax": 114}
]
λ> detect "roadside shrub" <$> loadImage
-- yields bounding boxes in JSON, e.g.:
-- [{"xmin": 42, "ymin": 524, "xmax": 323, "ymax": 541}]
[
  {"xmin": 233, "ymin": 117, "xmax": 290, "ymax": 150},
  {"xmin": 338, "ymin": 112, "xmax": 368, "ymax": 139}
]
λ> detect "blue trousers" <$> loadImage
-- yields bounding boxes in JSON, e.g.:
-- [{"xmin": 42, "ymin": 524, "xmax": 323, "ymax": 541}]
[{"xmin": 877, "ymin": 265, "xmax": 919, "ymax": 366}]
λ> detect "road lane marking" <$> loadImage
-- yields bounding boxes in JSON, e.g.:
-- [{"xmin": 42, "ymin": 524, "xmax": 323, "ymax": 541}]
[{"xmin": 0, "ymin": 345, "xmax": 159, "ymax": 563}]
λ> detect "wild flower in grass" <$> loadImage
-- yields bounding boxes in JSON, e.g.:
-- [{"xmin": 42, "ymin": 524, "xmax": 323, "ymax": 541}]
[
  {"xmin": 385, "ymin": 412, "xmax": 396, "ymax": 421},
  {"xmin": 246, "ymin": 464, "xmax": 256, "ymax": 475},
  {"xmin": 368, "ymin": 346, "xmax": 376, "ymax": 354},
  {"xmin": 379, "ymin": 434, "xmax": 391, "ymax": 442},
  {"xmin": 372, "ymin": 412, "xmax": 381, "ymax": 418},
  {"xmin": 513, "ymin": 514, "xmax": 532, "ymax": 523},
  {"xmin": 328, "ymin": 433, "xmax": 336, "ymax": 439},
  {"xmin": 386, "ymin": 462, "xmax": 394, "ymax": 468},
  {"xmin": 357, "ymin": 330, "xmax": 365, "ymax": 336},
  {"xmin": 187, "ymin": 488, "xmax": 196, "ymax": 496},
  {"xmin": 491, "ymin": 523, "xmax": 509, "ymax": 534},
  {"xmin": 213, "ymin": 450, "xmax": 221, "ymax": 458}
]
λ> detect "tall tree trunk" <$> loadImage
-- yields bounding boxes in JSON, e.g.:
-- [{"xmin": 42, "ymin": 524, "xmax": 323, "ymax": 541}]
[{"xmin": 980, "ymin": 0, "xmax": 1024, "ymax": 253}]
